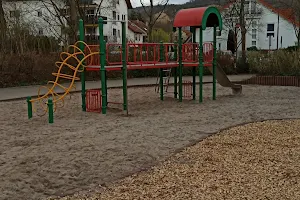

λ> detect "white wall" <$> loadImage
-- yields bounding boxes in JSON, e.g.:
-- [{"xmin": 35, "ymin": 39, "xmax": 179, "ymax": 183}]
[
  {"xmin": 256, "ymin": 5, "xmax": 297, "ymax": 50},
  {"xmin": 94, "ymin": 0, "xmax": 129, "ymax": 43},
  {"xmin": 193, "ymin": 1, "xmax": 298, "ymax": 51},
  {"xmin": 3, "ymin": 0, "xmax": 66, "ymax": 40},
  {"xmin": 127, "ymin": 29, "xmax": 145, "ymax": 43}
]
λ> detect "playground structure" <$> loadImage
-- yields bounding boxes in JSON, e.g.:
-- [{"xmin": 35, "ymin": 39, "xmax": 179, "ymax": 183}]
[{"xmin": 26, "ymin": 6, "xmax": 242, "ymax": 123}]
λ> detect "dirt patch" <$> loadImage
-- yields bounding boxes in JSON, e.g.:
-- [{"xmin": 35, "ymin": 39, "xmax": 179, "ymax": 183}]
[{"xmin": 0, "ymin": 84, "xmax": 300, "ymax": 200}]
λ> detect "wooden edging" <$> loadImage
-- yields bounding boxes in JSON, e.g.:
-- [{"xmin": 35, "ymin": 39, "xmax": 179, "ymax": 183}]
[{"xmin": 237, "ymin": 76, "xmax": 300, "ymax": 87}]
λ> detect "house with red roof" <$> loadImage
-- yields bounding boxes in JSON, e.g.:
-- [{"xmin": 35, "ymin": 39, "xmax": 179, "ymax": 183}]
[
  {"xmin": 127, "ymin": 20, "xmax": 147, "ymax": 43},
  {"xmin": 196, "ymin": 0, "xmax": 299, "ymax": 51}
]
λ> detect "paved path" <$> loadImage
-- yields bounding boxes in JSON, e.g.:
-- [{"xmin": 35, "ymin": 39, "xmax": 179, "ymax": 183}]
[{"xmin": 0, "ymin": 74, "xmax": 254, "ymax": 101}]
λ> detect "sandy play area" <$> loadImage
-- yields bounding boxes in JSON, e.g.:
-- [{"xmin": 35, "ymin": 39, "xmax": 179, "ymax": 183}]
[{"xmin": 1, "ymin": 84, "xmax": 300, "ymax": 200}]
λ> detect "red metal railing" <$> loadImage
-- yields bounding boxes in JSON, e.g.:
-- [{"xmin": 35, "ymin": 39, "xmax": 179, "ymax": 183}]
[
  {"xmin": 84, "ymin": 45, "xmax": 99, "ymax": 66},
  {"xmin": 182, "ymin": 43, "xmax": 199, "ymax": 63},
  {"xmin": 126, "ymin": 43, "xmax": 160, "ymax": 66},
  {"xmin": 106, "ymin": 43, "xmax": 122, "ymax": 66},
  {"xmin": 203, "ymin": 42, "xmax": 213, "ymax": 63},
  {"xmin": 84, "ymin": 42, "xmax": 213, "ymax": 69}
]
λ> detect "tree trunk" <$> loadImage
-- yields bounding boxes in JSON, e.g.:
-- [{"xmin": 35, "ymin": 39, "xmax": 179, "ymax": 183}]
[
  {"xmin": 239, "ymin": 0, "xmax": 247, "ymax": 67},
  {"xmin": 0, "ymin": 0, "xmax": 7, "ymax": 48},
  {"xmin": 69, "ymin": 0, "xmax": 78, "ymax": 44}
]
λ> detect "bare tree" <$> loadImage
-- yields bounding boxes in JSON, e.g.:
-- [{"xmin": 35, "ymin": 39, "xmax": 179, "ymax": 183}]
[
  {"xmin": 222, "ymin": 0, "xmax": 262, "ymax": 63},
  {"xmin": 0, "ymin": 0, "xmax": 7, "ymax": 43},
  {"xmin": 140, "ymin": 0, "xmax": 169, "ymax": 42}
]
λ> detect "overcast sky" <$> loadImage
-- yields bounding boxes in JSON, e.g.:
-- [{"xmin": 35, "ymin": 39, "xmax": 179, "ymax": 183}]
[{"xmin": 131, "ymin": 0, "xmax": 188, "ymax": 7}]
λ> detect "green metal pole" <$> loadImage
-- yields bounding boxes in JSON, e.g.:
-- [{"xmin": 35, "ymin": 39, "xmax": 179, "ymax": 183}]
[
  {"xmin": 48, "ymin": 98, "xmax": 54, "ymax": 124},
  {"xmin": 213, "ymin": 25, "xmax": 217, "ymax": 100},
  {"xmin": 178, "ymin": 27, "xmax": 183, "ymax": 102},
  {"xmin": 27, "ymin": 96, "xmax": 32, "ymax": 119},
  {"xmin": 99, "ymin": 18, "xmax": 107, "ymax": 114},
  {"xmin": 192, "ymin": 27, "xmax": 196, "ymax": 100},
  {"xmin": 121, "ymin": 21, "xmax": 128, "ymax": 112},
  {"xmin": 159, "ymin": 41, "xmax": 164, "ymax": 101},
  {"xmin": 199, "ymin": 26, "xmax": 204, "ymax": 103},
  {"xmin": 104, "ymin": 40, "xmax": 108, "ymax": 106},
  {"xmin": 79, "ymin": 19, "xmax": 86, "ymax": 111},
  {"xmin": 173, "ymin": 42, "xmax": 178, "ymax": 99}
]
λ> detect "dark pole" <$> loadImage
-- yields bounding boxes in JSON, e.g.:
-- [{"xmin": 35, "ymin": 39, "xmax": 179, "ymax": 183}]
[{"xmin": 277, "ymin": 13, "xmax": 279, "ymax": 50}]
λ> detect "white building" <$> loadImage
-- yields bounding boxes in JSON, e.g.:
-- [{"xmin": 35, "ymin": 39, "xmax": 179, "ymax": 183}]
[
  {"xmin": 85, "ymin": 0, "xmax": 132, "ymax": 43},
  {"xmin": 127, "ymin": 20, "xmax": 147, "ymax": 43},
  {"xmin": 3, "ymin": 0, "xmax": 65, "ymax": 39},
  {"xmin": 194, "ymin": 0, "xmax": 299, "ymax": 51},
  {"xmin": 3, "ymin": 0, "xmax": 133, "ymax": 44}
]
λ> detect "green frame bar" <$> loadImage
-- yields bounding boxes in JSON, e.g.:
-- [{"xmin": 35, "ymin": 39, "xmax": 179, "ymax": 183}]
[
  {"xmin": 199, "ymin": 26, "xmax": 204, "ymax": 103},
  {"xmin": 173, "ymin": 42, "xmax": 178, "ymax": 99},
  {"xmin": 27, "ymin": 96, "xmax": 32, "ymax": 119},
  {"xmin": 104, "ymin": 40, "xmax": 108, "ymax": 106},
  {"xmin": 48, "ymin": 98, "xmax": 54, "ymax": 124},
  {"xmin": 121, "ymin": 21, "xmax": 128, "ymax": 112},
  {"xmin": 178, "ymin": 27, "xmax": 183, "ymax": 102},
  {"xmin": 213, "ymin": 25, "xmax": 217, "ymax": 100},
  {"xmin": 99, "ymin": 18, "xmax": 107, "ymax": 114},
  {"xmin": 159, "ymin": 41, "xmax": 164, "ymax": 101},
  {"xmin": 79, "ymin": 19, "xmax": 86, "ymax": 111},
  {"xmin": 192, "ymin": 27, "xmax": 196, "ymax": 100}
]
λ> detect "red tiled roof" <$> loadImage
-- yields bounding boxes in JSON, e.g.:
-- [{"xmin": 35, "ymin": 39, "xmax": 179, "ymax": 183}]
[
  {"xmin": 131, "ymin": 20, "xmax": 148, "ymax": 31},
  {"xmin": 128, "ymin": 21, "xmax": 146, "ymax": 34},
  {"xmin": 259, "ymin": 0, "xmax": 299, "ymax": 27}
]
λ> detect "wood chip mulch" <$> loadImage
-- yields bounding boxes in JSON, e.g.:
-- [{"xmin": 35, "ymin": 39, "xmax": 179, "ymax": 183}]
[{"xmin": 56, "ymin": 120, "xmax": 300, "ymax": 200}]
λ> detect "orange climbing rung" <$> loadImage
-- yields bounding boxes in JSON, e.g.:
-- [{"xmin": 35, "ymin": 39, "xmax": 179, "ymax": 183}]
[{"xmin": 86, "ymin": 89, "xmax": 102, "ymax": 113}]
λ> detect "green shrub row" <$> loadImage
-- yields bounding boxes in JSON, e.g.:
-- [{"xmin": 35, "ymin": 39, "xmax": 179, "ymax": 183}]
[{"xmin": 247, "ymin": 50, "xmax": 300, "ymax": 76}]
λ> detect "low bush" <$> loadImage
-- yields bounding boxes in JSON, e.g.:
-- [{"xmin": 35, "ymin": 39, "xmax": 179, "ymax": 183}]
[{"xmin": 247, "ymin": 50, "xmax": 300, "ymax": 76}]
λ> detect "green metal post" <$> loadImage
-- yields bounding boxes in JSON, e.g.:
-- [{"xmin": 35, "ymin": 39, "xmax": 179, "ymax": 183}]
[
  {"xmin": 199, "ymin": 27, "xmax": 204, "ymax": 103},
  {"xmin": 213, "ymin": 25, "xmax": 217, "ymax": 100},
  {"xmin": 121, "ymin": 21, "xmax": 128, "ymax": 112},
  {"xmin": 48, "ymin": 98, "xmax": 54, "ymax": 124},
  {"xmin": 79, "ymin": 19, "xmax": 86, "ymax": 111},
  {"xmin": 27, "ymin": 96, "xmax": 32, "ymax": 119},
  {"xmin": 178, "ymin": 27, "xmax": 183, "ymax": 102},
  {"xmin": 159, "ymin": 41, "xmax": 164, "ymax": 101},
  {"xmin": 104, "ymin": 40, "xmax": 108, "ymax": 106},
  {"xmin": 192, "ymin": 27, "xmax": 196, "ymax": 100},
  {"xmin": 173, "ymin": 42, "xmax": 178, "ymax": 99},
  {"xmin": 99, "ymin": 18, "xmax": 107, "ymax": 114}
]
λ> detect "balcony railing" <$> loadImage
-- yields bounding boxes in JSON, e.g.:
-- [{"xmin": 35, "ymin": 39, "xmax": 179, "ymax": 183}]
[{"xmin": 85, "ymin": 15, "xmax": 107, "ymax": 25}]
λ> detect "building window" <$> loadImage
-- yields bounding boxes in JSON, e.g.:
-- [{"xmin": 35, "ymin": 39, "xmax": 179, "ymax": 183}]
[
  {"xmin": 10, "ymin": 10, "xmax": 20, "ymax": 18},
  {"xmin": 252, "ymin": 29, "xmax": 257, "ymax": 39},
  {"xmin": 37, "ymin": 11, "xmax": 42, "ymax": 17},
  {"xmin": 267, "ymin": 32, "xmax": 274, "ymax": 37},
  {"xmin": 252, "ymin": 41, "xmax": 256, "ymax": 46},
  {"xmin": 112, "ymin": 11, "xmax": 116, "ymax": 20},
  {"xmin": 118, "ymin": 30, "xmax": 120, "ymax": 38},
  {"xmin": 38, "ymin": 28, "xmax": 43, "ymax": 35},
  {"xmin": 117, "ymin": 14, "xmax": 119, "ymax": 20},
  {"xmin": 104, "ymin": 36, "xmax": 108, "ymax": 42},
  {"xmin": 267, "ymin": 24, "xmax": 274, "ymax": 32},
  {"xmin": 113, "ymin": 28, "xmax": 116, "ymax": 36}
]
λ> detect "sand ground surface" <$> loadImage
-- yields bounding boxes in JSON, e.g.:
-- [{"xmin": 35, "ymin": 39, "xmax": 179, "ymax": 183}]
[
  {"xmin": 0, "ymin": 84, "xmax": 300, "ymax": 200},
  {"xmin": 57, "ymin": 120, "xmax": 300, "ymax": 200}
]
